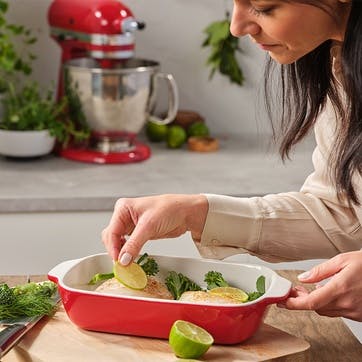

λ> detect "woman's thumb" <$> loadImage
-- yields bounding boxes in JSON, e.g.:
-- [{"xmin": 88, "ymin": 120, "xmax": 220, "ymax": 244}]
[{"xmin": 298, "ymin": 257, "xmax": 342, "ymax": 283}]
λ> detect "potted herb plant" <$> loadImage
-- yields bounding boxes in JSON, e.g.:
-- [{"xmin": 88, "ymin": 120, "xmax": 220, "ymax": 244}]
[
  {"xmin": 0, "ymin": 0, "xmax": 36, "ymax": 119},
  {"xmin": 202, "ymin": 12, "xmax": 244, "ymax": 86},
  {"xmin": 0, "ymin": 82, "xmax": 90, "ymax": 157}
]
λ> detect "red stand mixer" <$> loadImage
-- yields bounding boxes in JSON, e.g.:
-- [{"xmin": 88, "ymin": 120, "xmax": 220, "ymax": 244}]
[{"xmin": 48, "ymin": 0, "xmax": 178, "ymax": 164}]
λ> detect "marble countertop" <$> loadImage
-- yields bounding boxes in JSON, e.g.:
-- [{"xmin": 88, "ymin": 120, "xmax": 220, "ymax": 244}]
[{"xmin": 0, "ymin": 134, "xmax": 315, "ymax": 213}]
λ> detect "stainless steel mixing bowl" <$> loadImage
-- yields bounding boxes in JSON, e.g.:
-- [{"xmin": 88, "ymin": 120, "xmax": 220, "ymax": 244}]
[{"xmin": 63, "ymin": 58, "xmax": 178, "ymax": 151}]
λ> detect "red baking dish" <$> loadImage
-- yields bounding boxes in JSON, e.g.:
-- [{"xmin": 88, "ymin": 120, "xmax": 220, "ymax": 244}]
[{"xmin": 48, "ymin": 253, "xmax": 291, "ymax": 344}]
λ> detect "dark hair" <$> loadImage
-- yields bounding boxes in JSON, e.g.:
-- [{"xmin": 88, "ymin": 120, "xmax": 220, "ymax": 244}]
[{"xmin": 264, "ymin": 0, "xmax": 362, "ymax": 205}]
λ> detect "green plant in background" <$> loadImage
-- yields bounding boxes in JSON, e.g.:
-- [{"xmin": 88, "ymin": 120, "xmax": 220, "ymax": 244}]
[
  {"xmin": 63, "ymin": 69, "xmax": 90, "ymax": 137},
  {"xmin": 202, "ymin": 13, "xmax": 244, "ymax": 86},
  {"xmin": 0, "ymin": 0, "xmax": 37, "ymax": 93},
  {"xmin": 1, "ymin": 82, "xmax": 90, "ymax": 145}
]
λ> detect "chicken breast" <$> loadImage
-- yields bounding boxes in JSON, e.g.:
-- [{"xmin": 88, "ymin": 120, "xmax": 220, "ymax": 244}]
[
  {"xmin": 179, "ymin": 291, "xmax": 241, "ymax": 304},
  {"xmin": 95, "ymin": 276, "xmax": 173, "ymax": 300}
]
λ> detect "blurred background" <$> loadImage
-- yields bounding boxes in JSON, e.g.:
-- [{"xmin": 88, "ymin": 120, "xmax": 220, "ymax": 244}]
[{"xmin": 5, "ymin": 0, "xmax": 270, "ymax": 137}]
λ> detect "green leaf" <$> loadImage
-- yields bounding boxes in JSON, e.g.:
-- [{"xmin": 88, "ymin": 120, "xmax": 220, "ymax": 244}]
[
  {"xmin": 202, "ymin": 35, "xmax": 211, "ymax": 48},
  {"xmin": 25, "ymin": 37, "xmax": 37, "ymax": 45},
  {"xmin": 6, "ymin": 24, "xmax": 24, "ymax": 34},
  {"xmin": 202, "ymin": 16, "xmax": 244, "ymax": 86},
  {"xmin": 207, "ymin": 21, "xmax": 230, "ymax": 46},
  {"xmin": 220, "ymin": 51, "xmax": 244, "ymax": 85},
  {"xmin": 0, "ymin": 1, "xmax": 8, "ymax": 13},
  {"xmin": 256, "ymin": 276, "xmax": 266, "ymax": 294},
  {"xmin": 88, "ymin": 273, "xmax": 114, "ymax": 285}
]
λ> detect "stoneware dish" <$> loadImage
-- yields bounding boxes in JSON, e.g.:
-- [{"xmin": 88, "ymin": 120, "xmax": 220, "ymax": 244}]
[{"xmin": 48, "ymin": 253, "xmax": 291, "ymax": 344}]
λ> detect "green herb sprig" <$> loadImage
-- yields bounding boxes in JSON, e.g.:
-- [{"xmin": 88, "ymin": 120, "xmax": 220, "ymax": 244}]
[
  {"xmin": 205, "ymin": 271, "xmax": 265, "ymax": 302},
  {"xmin": 202, "ymin": 15, "xmax": 244, "ymax": 86},
  {"xmin": 204, "ymin": 270, "xmax": 229, "ymax": 290},
  {"xmin": 136, "ymin": 253, "xmax": 159, "ymax": 276},
  {"xmin": 0, "ymin": 281, "xmax": 58, "ymax": 320},
  {"xmin": 165, "ymin": 271, "xmax": 202, "ymax": 300},
  {"xmin": 247, "ymin": 276, "xmax": 266, "ymax": 301}
]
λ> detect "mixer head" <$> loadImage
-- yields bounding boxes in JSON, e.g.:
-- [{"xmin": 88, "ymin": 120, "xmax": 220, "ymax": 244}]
[{"xmin": 48, "ymin": 0, "xmax": 145, "ymax": 62}]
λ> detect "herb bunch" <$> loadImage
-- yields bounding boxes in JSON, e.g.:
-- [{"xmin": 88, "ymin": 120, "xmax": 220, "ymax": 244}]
[
  {"xmin": 0, "ymin": 0, "xmax": 36, "ymax": 93},
  {"xmin": 202, "ymin": 15, "xmax": 244, "ymax": 86},
  {"xmin": 0, "ymin": 281, "xmax": 58, "ymax": 319},
  {"xmin": 1, "ymin": 82, "xmax": 90, "ymax": 145}
]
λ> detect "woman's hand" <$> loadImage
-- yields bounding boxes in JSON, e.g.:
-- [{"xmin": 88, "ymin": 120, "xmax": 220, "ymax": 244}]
[
  {"xmin": 101, "ymin": 194, "xmax": 208, "ymax": 265},
  {"xmin": 280, "ymin": 250, "xmax": 362, "ymax": 321}
]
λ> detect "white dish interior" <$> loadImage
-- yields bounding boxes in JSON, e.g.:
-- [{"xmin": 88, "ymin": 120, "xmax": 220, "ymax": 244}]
[{"xmin": 49, "ymin": 253, "xmax": 291, "ymax": 306}]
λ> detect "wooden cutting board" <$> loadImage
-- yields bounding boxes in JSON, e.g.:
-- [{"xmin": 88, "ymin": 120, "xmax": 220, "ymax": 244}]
[{"xmin": 4, "ymin": 306, "xmax": 310, "ymax": 362}]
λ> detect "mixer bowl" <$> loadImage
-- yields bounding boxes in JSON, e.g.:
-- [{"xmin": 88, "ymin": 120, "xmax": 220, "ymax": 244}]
[{"xmin": 63, "ymin": 58, "xmax": 178, "ymax": 151}]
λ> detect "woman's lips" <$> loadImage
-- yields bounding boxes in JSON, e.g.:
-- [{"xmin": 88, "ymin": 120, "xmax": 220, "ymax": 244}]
[{"xmin": 258, "ymin": 43, "xmax": 280, "ymax": 50}]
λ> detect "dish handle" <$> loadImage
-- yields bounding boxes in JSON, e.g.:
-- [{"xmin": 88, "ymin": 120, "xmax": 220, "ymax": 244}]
[
  {"xmin": 263, "ymin": 275, "xmax": 292, "ymax": 305},
  {"xmin": 47, "ymin": 258, "xmax": 81, "ymax": 284}
]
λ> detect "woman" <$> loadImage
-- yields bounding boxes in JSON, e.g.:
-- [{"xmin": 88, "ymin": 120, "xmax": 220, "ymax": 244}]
[{"xmin": 102, "ymin": 0, "xmax": 362, "ymax": 321}]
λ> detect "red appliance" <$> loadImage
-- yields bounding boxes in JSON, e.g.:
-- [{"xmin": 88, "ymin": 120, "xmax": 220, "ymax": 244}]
[{"xmin": 48, "ymin": 0, "xmax": 150, "ymax": 164}]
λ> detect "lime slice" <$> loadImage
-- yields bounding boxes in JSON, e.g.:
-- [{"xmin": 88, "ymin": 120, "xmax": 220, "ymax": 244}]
[
  {"xmin": 209, "ymin": 286, "xmax": 249, "ymax": 302},
  {"xmin": 113, "ymin": 261, "xmax": 147, "ymax": 290},
  {"xmin": 169, "ymin": 320, "xmax": 214, "ymax": 359}
]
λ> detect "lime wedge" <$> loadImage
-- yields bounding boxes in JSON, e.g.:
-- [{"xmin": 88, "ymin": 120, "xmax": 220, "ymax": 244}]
[
  {"xmin": 113, "ymin": 261, "xmax": 147, "ymax": 290},
  {"xmin": 169, "ymin": 320, "xmax": 214, "ymax": 359},
  {"xmin": 209, "ymin": 286, "xmax": 249, "ymax": 302}
]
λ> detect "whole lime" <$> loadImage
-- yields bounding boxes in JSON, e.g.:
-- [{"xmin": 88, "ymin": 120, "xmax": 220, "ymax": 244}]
[
  {"xmin": 167, "ymin": 125, "xmax": 187, "ymax": 149},
  {"xmin": 145, "ymin": 121, "xmax": 168, "ymax": 142},
  {"xmin": 169, "ymin": 320, "xmax": 214, "ymax": 359},
  {"xmin": 187, "ymin": 122, "xmax": 210, "ymax": 137}
]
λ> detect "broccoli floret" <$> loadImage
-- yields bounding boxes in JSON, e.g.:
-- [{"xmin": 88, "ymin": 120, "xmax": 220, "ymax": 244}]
[
  {"xmin": 165, "ymin": 271, "xmax": 202, "ymax": 300},
  {"xmin": 0, "ymin": 284, "xmax": 16, "ymax": 305},
  {"xmin": 136, "ymin": 253, "xmax": 159, "ymax": 276},
  {"xmin": 204, "ymin": 271, "xmax": 229, "ymax": 290}
]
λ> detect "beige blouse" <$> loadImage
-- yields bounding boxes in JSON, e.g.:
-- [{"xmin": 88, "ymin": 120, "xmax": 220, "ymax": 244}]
[{"xmin": 197, "ymin": 47, "xmax": 362, "ymax": 263}]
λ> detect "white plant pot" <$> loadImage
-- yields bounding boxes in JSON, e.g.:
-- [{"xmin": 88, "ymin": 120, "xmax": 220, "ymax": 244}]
[{"xmin": 0, "ymin": 129, "xmax": 56, "ymax": 157}]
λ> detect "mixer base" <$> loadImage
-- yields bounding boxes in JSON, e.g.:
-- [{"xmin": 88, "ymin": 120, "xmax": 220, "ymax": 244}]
[{"xmin": 59, "ymin": 141, "xmax": 151, "ymax": 164}]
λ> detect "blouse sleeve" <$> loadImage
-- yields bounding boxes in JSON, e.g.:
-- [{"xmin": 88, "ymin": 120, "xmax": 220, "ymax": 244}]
[{"xmin": 196, "ymin": 101, "xmax": 362, "ymax": 262}]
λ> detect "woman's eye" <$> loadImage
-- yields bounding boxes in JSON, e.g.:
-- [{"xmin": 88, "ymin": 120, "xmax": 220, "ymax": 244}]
[{"xmin": 250, "ymin": 7, "xmax": 274, "ymax": 16}]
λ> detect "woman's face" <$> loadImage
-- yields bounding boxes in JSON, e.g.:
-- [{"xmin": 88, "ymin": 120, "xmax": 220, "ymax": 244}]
[{"xmin": 231, "ymin": 0, "xmax": 351, "ymax": 64}]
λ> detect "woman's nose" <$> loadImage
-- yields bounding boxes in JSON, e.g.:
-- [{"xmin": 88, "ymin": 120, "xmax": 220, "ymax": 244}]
[{"xmin": 230, "ymin": 4, "xmax": 261, "ymax": 37}]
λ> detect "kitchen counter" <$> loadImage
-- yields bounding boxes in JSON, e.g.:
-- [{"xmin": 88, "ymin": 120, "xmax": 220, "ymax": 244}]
[
  {"xmin": 2, "ymin": 272, "xmax": 362, "ymax": 361},
  {"xmin": 0, "ymin": 134, "xmax": 315, "ymax": 213}
]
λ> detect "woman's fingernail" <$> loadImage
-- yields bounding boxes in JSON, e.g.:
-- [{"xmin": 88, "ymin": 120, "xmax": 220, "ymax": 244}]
[
  {"xmin": 298, "ymin": 271, "xmax": 311, "ymax": 280},
  {"xmin": 120, "ymin": 252, "xmax": 133, "ymax": 265}
]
